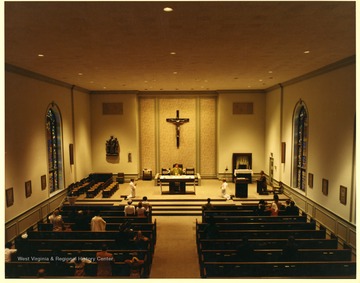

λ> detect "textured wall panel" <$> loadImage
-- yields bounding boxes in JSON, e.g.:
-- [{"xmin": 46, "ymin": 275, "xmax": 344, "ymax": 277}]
[
  {"xmin": 159, "ymin": 98, "xmax": 196, "ymax": 169},
  {"xmin": 200, "ymin": 98, "xmax": 216, "ymax": 176},
  {"xmin": 139, "ymin": 99, "xmax": 156, "ymax": 171}
]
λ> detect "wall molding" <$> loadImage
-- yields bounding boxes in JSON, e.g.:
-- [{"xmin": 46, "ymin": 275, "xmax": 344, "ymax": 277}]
[{"xmin": 281, "ymin": 181, "xmax": 356, "ymax": 256}]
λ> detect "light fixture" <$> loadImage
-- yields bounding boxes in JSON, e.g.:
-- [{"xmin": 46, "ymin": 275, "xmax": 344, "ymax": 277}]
[
  {"xmin": 38, "ymin": 54, "xmax": 44, "ymax": 57},
  {"xmin": 163, "ymin": 7, "xmax": 173, "ymax": 12},
  {"xmin": 304, "ymin": 50, "xmax": 310, "ymax": 54},
  {"xmin": 170, "ymin": 52, "xmax": 176, "ymax": 55}
]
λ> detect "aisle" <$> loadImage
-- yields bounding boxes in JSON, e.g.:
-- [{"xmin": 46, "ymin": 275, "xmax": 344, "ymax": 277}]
[{"xmin": 149, "ymin": 216, "xmax": 200, "ymax": 278}]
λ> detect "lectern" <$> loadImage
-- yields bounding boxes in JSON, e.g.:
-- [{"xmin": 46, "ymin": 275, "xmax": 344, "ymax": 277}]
[{"xmin": 235, "ymin": 178, "xmax": 248, "ymax": 198}]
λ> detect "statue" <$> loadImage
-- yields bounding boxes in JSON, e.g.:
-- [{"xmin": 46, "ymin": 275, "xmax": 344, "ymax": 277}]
[{"xmin": 106, "ymin": 136, "xmax": 119, "ymax": 156}]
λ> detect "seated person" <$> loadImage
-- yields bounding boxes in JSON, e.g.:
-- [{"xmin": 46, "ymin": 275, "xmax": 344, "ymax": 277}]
[
  {"xmin": 285, "ymin": 200, "xmax": 300, "ymax": 215},
  {"xmin": 170, "ymin": 163, "xmax": 183, "ymax": 175},
  {"xmin": 257, "ymin": 170, "xmax": 267, "ymax": 194}
]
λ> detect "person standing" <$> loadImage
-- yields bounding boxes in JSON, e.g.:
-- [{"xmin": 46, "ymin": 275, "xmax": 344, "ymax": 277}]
[
  {"xmin": 91, "ymin": 211, "xmax": 106, "ymax": 231},
  {"xmin": 270, "ymin": 194, "xmax": 282, "ymax": 216},
  {"xmin": 220, "ymin": 178, "xmax": 231, "ymax": 200},
  {"xmin": 127, "ymin": 179, "xmax": 136, "ymax": 200}
]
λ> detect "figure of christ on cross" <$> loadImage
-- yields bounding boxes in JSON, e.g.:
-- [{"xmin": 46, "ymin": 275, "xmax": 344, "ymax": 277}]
[{"xmin": 166, "ymin": 110, "xmax": 190, "ymax": 148}]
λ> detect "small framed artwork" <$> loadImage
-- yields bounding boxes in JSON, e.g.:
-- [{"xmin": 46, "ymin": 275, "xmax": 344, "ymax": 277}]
[
  {"xmin": 340, "ymin": 186, "xmax": 347, "ymax": 205},
  {"xmin": 322, "ymin": 178, "xmax": 328, "ymax": 196},
  {"xmin": 25, "ymin": 180, "xmax": 32, "ymax": 198},
  {"xmin": 308, "ymin": 173, "xmax": 313, "ymax": 188},
  {"xmin": 6, "ymin": 188, "xmax": 14, "ymax": 207},
  {"xmin": 41, "ymin": 175, "xmax": 47, "ymax": 190}
]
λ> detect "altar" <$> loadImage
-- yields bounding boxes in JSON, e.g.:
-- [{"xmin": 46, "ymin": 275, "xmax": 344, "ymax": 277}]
[{"xmin": 159, "ymin": 175, "xmax": 196, "ymax": 194}]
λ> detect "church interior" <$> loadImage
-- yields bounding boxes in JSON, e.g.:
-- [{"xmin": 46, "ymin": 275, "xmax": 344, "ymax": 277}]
[{"xmin": 3, "ymin": 1, "xmax": 357, "ymax": 279}]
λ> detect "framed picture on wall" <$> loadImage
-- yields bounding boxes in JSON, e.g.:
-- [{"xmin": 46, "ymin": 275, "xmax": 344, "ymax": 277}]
[
  {"xmin": 6, "ymin": 188, "xmax": 14, "ymax": 207},
  {"xmin": 340, "ymin": 186, "xmax": 347, "ymax": 205},
  {"xmin": 41, "ymin": 175, "xmax": 47, "ymax": 190},
  {"xmin": 322, "ymin": 178, "xmax": 328, "ymax": 196},
  {"xmin": 308, "ymin": 173, "xmax": 313, "ymax": 188},
  {"xmin": 25, "ymin": 180, "xmax": 32, "ymax": 198}
]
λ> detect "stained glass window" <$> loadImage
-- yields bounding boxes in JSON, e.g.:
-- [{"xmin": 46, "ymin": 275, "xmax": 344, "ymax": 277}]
[
  {"xmin": 293, "ymin": 102, "xmax": 308, "ymax": 191},
  {"xmin": 46, "ymin": 106, "xmax": 63, "ymax": 193}
]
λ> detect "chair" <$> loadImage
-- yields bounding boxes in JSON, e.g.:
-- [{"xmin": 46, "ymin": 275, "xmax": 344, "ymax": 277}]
[
  {"xmin": 185, "ymin": 167, "xmax": 195, "ymax": 175},
  {"xmin": 116, "ymin": 172, "xmax": 125, "ymax": 184},
  {"xmin": 161, "ymin": 168, "xmax": 170, "ymax": 175}
]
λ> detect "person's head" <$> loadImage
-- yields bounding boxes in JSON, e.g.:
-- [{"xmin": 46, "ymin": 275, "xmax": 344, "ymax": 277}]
[
  {"xmin": 290, "ymin": 200, "xmax": 295, "ymax": 207},
  {"xmin": 260, "ymin": 170, "xmax": 264, "ymax": 175},
  {"xmin": 5, "ymin": 242, "xmax": 12, "ymax": 249},
  {"xmin": 53, "ymin": 209, "xmax": 59, "ymax": 216},
  {"xmin": 274, "ymin": 194, "xmax": 279, "ymax": 202},
  {"xmin": 222, "ymin": 178, "xmax": 226, "ymax": 183},
  {"xmin": 127, "ymin": 200, "xmax": 133, "ymax": 205},
  {"xmin": 130, "ymin": 178, "xmax": 134, "ymax": 182},
  {"xmin": 286, "ymin": 199, "xmax": 291, "ymax": 205},
  {"xmin": 174, "ymin": 163, "xmax": 178, "ymax": 168},
  {"xmin": 37, "ymin": 268, "xmax": 46, "ymax": 278},
  {"xmin": 142, "ymin": 196, "xmax": 148, "ymax": 201},
  {"xmin": 207, "ymin": 198, "xmax": 211, "ymax": 204},
  {"xmin": 138, "ymin": 201, "xmax": 143, "ymax": 208}
]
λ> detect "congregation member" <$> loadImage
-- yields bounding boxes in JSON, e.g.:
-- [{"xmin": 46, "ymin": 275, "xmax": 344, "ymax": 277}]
[
  {"xmin": 5, "ymin": 242, "xmax": 17, "ymax": 262},
  {"xmin": 136, "ymin": 201, "xmax": 146, "ymax": 217},
  {"xmin": 68, "ymin": 250, "xmax": 92, "ymax": 277},
  {"xmin": 91, "ymin": 211, "xmax": 106, "ymax": 231},
  {"xmin": 203, "ymin": 198, "xmax": 214, "ymax": 210},
  {"xmin": 124, "ymin": 254, "xmax": 144, "ymax": 278},
  {"xmin": 96, "ymin": 244, "xmax": 114, "ymax": 277},
  {"xmin": 48, "ymin": 208, "xmax": 64, "ymax": 231},
  {"xmin": 270, "ymin": 194, "xmax": 282, "ymax": 216},
  {"xmin": 285, "ymin": 200, "xmax": 300, "ymax": 215},
  {"xmin": 141, "ymin": 196, "xmax": 151, "ymax": 212},
  {"xmin": 124, "ymin": 200, "xmax": 136, "ymax": 216}
]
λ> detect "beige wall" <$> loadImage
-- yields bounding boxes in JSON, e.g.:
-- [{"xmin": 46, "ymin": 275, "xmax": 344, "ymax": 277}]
[
  {"xmin": 266, "ymin": 61, "xmax": 356, "ymax": 222},
  {"xmin": 217, "ymin": 91, "xmax": 266, "ymax": 175},
  {"xmin": 4, "ymin": 69, "xmax": 91, "ymax": 221},
  {"xmin": 90, "ymin": 93, "xmax": 139, "ymax": 175}
]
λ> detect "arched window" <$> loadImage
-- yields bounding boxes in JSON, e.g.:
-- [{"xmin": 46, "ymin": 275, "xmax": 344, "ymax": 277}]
[
  {"xmin": 46, "ymin": 104, "xmax": 64, "ymax": 193},
  {"xmin": 292, "ymin": 100, "xmax": 308, "ymax": 191}
]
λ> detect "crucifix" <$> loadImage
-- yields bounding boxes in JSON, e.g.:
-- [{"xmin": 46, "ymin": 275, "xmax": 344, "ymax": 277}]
[{"xmin": 166, "ymin": 110, "xmax": 190, "ymax": 148}]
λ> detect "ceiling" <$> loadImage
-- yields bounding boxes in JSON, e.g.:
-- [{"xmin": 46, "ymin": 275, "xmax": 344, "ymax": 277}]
[{"xmin": 5, "ymin": 1, "xmax": 356, "ymax": 92}]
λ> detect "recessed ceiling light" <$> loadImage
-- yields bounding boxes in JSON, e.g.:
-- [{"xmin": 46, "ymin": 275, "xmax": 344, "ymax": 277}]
[
  {"xmin": 78, "ymin": 73, "xmax": 83, "ymax": 76},
  {"xmin": 103, "ymin": 86, "xmax": 107, "ymax": 89},
  {"xmin": 38, "ymin": 54, "xmax": 44, "ymax": 57},
  {"xmin": 170, "ymin": 52, "xmax": 176, "ymax": 55},
  {"xmin": 163, "ymin": 7, "xmax": 173, "ymax": 12},
  {"xmin": 173, "ymin": 72, "xmax": 178, "ymax": 75},
  {"xmin": 268, "ymin": 71, "xmax": 273, "ymax": 74},
  {"xmin": 259, "ymin": 79, "xmax": 263, "ymax": 82},
  {"xmin": 304, "ymin": 50, "xmax": 310, "ymax": 54}
]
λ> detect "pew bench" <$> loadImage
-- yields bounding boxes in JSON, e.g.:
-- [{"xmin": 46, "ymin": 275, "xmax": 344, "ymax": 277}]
[
  {"xmin": 200, "ymin": 248, "xmax": 352, "ymax": 262},
  {"xmin": 198, "ymin": 238, "xmax": 339, "ymax": 250},
  {"xmin": 197, "ymin": 221, "xmax": 316, "ymax": 231},
  {"xmin": 202, "ymin": 215, "xmax": 308, "ymax": 223},
  {"xmin": 201, "ymin": 261, "xmax": 356, "ymax": 278},
  {"xmin": 197, "ymin": 229, "xmax": 326, "ymax": 239}
]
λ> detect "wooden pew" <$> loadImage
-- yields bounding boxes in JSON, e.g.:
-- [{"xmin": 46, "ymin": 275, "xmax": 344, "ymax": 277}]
[
  {"xmin": 197, "ymin": 229, "xmax": 326, "ymax": 239},
  {"xmin": 202, "ymin": 215, "xmax": 307, "ymax": 223},
  {"xmin": 5, "ymin": 260, "xmax": 148, "ymax": 278},
  {"xmin": 198, "ymin": 238, "xmax": 339, "ymax": 250},
  {"xmin": 200, "ymin": 248, "xmax": 352, "ymax": 262},
  {"xmin": 197, "ymin": 221, "xmax": 316, "ymax": 231},
  {"xmin": 201, "ymin": 261, "xmax": 356, "ymax": 278}
]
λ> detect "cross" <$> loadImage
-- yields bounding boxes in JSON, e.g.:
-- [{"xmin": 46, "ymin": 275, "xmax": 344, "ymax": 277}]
[{"xmin": 166, "ymin": 110, "xmax": 190, "ymax": 148}]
